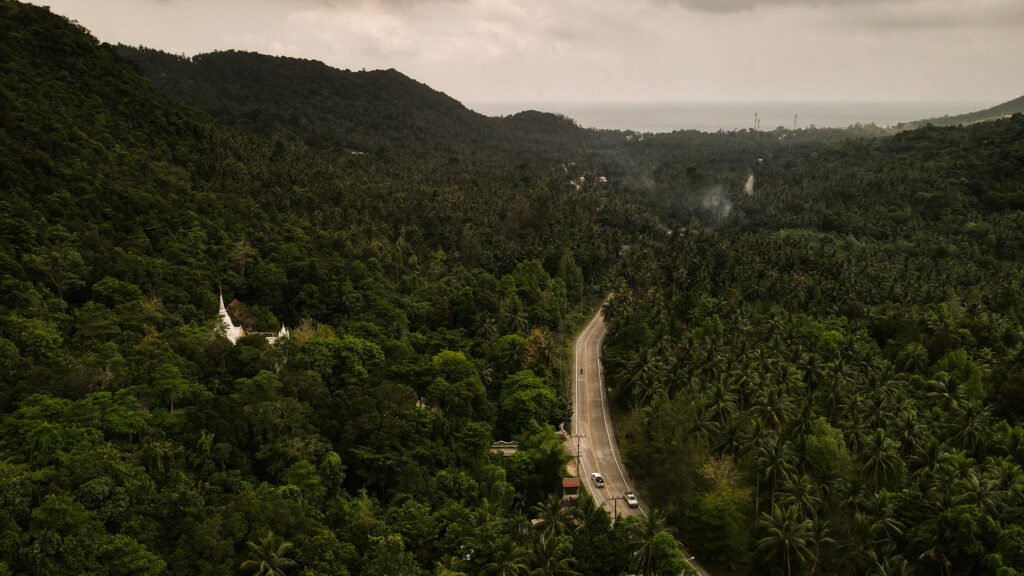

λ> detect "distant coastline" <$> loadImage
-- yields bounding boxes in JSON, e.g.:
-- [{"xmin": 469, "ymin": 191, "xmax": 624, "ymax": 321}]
[{"xmin": 468, "ymin": 100, "xmax": 990, "ymax": 133}]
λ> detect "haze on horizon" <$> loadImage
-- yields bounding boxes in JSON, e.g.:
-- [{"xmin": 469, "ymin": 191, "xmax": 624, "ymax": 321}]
[{"xmin": 35, "ymin": 0, "xmax": 1024, "ymax": 107}]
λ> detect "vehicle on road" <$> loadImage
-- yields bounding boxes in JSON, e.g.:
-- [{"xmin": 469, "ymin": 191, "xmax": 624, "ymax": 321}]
[
  {"xmin": 625, "ymin": 492, "xmax": 639, "ymax": 508},
  {"xmin": 591, "ymin": 472, "xmax": 605, "ymax": 487}
]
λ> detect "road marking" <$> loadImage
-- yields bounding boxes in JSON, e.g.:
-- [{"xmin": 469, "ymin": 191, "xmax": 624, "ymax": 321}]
[{"xmin": 575, "ymin": 310, "xmax": 606, "ymax": 499}]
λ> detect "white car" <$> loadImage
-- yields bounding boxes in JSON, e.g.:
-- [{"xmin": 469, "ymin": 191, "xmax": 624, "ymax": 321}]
[
  {"xmin": 625, "ymin": 492, "xmax": 639, "ymax": 508},
  {"xmin": 591, "ymin": 472, "xmax": 605, "ymax": 487}
]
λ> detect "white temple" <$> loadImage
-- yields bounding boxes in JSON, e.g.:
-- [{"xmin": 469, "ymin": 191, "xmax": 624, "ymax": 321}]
[
  {"xmin": 266, "ymin": 325, "xmax": 290, "ymax": 345},
  {"xmin": 217, "ymin": 291, "xmax": 289, "ymax": 346},
  {"xmin": 218, "ymin": 292, "xmax": 245, "ymax": 344}
]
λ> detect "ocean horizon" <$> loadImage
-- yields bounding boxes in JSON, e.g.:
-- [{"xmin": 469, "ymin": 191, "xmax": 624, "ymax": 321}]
[{"xmin": 467, "ymin": 100, "xmax": 992, "ymax": 133}]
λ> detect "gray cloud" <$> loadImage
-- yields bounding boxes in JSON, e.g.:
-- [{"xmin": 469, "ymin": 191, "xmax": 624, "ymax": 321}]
[
  {"xmin": 654, "ymin": 0, "xmax": 890, "ymax": 14},
  {"xmin": 659, "ymin": 0, "xmax": 1024, "ymax": 28}
]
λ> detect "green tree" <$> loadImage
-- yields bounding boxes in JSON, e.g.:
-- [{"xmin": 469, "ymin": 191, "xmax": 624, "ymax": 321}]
[
  {"xmin": 240, "ymin": 531, "xmax": 298, "ymax": 576},
  {"xmin": 755, "ymin": 505, "xmax": 814, "ymax": 576}
]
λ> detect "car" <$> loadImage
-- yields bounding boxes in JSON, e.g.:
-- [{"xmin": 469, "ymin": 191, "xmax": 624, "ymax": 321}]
[
  {"xmin": 591, "ymin": 472, "xmax": 605, "ymax": 487},
  {"xmin": 625, "ymin": 492, "xmax": 639, "ymax": 508}
]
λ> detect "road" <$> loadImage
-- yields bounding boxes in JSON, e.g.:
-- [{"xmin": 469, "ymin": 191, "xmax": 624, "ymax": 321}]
[
  {"xmin": 571, "ymin": 307, "xmax": 643, "ymax": 519},
  {"xmin": 570, "ymin": 305, "xmax": 711, "ymax": 576}
]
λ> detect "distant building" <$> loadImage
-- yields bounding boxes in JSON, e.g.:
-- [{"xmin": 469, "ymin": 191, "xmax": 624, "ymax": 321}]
[
  {"xmin": 489, "ymin": 441, "xmax": 519, "ymax": 456},
  {"xmin": 216, "ymin": 291, "xmax": 288, "ymax": 345},
  {"xmin": 218, "ymin": 292, "xmax": 245, "ymax": 344}
]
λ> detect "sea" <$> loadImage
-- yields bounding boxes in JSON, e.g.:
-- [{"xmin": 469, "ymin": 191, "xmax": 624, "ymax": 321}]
[{"xmin": 466, "ymin": 101, "xmax": 990, "ymax": 134}]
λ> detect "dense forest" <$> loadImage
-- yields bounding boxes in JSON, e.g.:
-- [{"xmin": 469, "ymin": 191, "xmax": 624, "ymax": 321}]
[
  {"xmin": 603, "ymin": 117, "xmax": 1024, "ymax": 575},
  {"xmin": 2, "ymin": 1, "xmax": 1024, "ymax": 575},
  {"xmin": 0, "ymin": 2, "xmax": 693, "ymax": 575}
]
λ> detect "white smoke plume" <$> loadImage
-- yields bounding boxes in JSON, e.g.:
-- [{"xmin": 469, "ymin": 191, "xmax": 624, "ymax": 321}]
[{"xmin": 699, "ymin": 184, "xmax": 732, "ymax": 220}]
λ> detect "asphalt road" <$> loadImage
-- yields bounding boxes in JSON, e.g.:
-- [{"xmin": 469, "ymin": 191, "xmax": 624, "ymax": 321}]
[
  {"xmin": 569, "ymin": 305, "xmax": 711, "ymax": 576},
  {"xmin": 571, "ymin": 307, "xmax": 643, "ymax": 519}
]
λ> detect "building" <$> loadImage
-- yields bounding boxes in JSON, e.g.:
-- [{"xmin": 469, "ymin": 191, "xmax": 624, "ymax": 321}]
[
  {"xmin": 561, "ymin": 477, "xmax": 581, "ymax": 501},
  {"xmin": 217, "ymin": 291, "xmax": 288, "ymax": 345},
  {"xmin": 488, "ymin": 441, "xmax": 520, "ymax": 456},
  {"xmin": 218, "ymin": 292, "xmax": 245, "ymax": 344}
]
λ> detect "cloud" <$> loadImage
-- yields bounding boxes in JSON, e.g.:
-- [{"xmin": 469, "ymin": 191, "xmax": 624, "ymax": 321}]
[
  {"xmin": 657, "ymin": 0, "xmax": 1024, "ymax": 28},
  {"xmin": 655, "ymin": 0, "xmax": 889, "ymax": 14}
]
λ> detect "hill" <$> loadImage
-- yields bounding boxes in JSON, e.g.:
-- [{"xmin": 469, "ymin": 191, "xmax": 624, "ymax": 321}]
[
  {"xmin": 116, "ymin": 46, "xmax": 591, "ymax": 160},
  {"xmin": 0, "ymin": 2, "xmax": 672, "ymax": 575},
  {"xmin": 116, "ymin": 46, "xmax": 492, "ymax": 156},
  {"xmin": 898, "ymin": 94, "xmax": 1024, "ymax": 129}
]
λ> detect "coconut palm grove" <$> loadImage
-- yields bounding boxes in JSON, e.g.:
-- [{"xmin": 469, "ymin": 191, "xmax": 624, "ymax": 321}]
[{"xmin": 2, "ymin": 1, "xmax": 1024, "ymax": 575}]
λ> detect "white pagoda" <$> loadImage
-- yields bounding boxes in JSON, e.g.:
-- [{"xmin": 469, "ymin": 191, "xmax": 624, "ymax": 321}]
[
  {"xmin": 217, "ymin": 291, "xmax": 289, "ymax": 345},
  {"xmin": 218, "ymin": 292, "xmax": 245, "ymax": 344}
]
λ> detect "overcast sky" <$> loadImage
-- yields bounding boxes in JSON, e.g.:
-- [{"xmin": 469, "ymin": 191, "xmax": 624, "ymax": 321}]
[{"xmin": 36, "ymin": 0, "xmax": 1024, "ymax": 106}]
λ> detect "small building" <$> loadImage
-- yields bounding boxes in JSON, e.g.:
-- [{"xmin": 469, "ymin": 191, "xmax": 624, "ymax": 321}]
[
  {"xmin": 216, "ymin": 291, "xmax": 288, "ymax": 346},
  {"xmin": 489, "ymin": 441, "xmax": 519, "ymax": 456},
  {"xmin": 562, "ymin": 477, "xmax": 581, "ymax": 501}
]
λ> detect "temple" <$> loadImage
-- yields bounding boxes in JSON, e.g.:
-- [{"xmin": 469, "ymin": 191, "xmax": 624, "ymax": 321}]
[
  {"xmin": 218, "ymin": 292, "xmax": 245, "ymax": 344},
  {"xmin": 217, "ymin": 291, "xmax": 288, "ymax": 345}
]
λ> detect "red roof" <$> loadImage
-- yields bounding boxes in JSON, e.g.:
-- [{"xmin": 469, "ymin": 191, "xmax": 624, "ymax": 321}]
[{"xmin": 562, "ymin": 478, "xmax": 581, "ymax": 488}]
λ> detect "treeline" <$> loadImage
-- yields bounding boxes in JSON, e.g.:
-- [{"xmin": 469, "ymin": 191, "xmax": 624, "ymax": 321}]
[{"xmin": 603, "ymin": 115, "xmax": 1024, "ymax": 575}]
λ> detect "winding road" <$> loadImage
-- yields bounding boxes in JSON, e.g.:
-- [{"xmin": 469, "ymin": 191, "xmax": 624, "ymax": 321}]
[
  {"xmin": 571, "ymin": 307, "xmax": 643, "ymax": 518},
  {"xmin": 570, "ymin": 304, "xmax": 710, "ymax": 576}
]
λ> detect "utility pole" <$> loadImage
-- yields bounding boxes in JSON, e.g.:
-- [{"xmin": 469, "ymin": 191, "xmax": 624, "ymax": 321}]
[
  {"xmin": 608, "ymin": 495, "xmax": 626, "ymax": 525},
  {"xmin": 571, "ymin": 433, "xmax": 587, "ymax": 475}
]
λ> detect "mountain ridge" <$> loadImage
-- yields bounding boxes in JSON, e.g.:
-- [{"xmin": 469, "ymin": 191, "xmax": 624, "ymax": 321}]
[
  {"xmin": 116, "ymin": 46, "xmax": 590, "ymax": 159},
  {"xmin": 898, "ymin": 94, "xmax": 1024, "ymax": 129}
]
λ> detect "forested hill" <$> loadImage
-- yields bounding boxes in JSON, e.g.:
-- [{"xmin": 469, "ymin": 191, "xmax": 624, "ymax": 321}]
[
  {"xmin": 898, "ymin": 94, "xmax": 1024, "ymax": 129},
  {"xmin": 117, "ymin": 46, "xmax": 590, "ymax": 159},
  {"xmin": 0, "ymin": 2, "xmax": 691, "ymax": 575}
]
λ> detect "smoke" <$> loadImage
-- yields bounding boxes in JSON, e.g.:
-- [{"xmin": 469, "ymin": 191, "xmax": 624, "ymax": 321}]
[{"xmin": 699, "ymin": 184, "xmax": 732, "ymax": 221}]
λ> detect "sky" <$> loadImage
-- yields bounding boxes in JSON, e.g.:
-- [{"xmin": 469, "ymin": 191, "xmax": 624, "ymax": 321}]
[{"xmin": 35, "ymin": 0, "xmax": 1024, "ymax": 106}]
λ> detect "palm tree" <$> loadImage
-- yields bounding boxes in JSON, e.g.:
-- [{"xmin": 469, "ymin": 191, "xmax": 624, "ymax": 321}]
[
  {"xmin": 861, "ymin": 428, "xmax": 904, "ymax": 492},
  {"xmin": 240, "ymin": 531, "xmax": 297, "ymax": 576},
  {"xmin": 624, "ymin": 509, "xmax": 671, "ymax": 576},
  {"xmin": 751, "ymin": 385, "xmax": 795, "ymax": 432},
  {"xmin": 531, "ymin": 493, "xmax": 572, "ymax": 541},
  {"xmin": 989, "ymin": 456, "xmax": 1024, "ymax": 508},
  {"xmin": 616, "ymin": 346, "xmax": 667, "ymax": 406},
  {"xmin": 525, "ymin": 536, "xmax": 579, "ymax": 576},
  {"xmin": 806, "ymin": 515, "xmax": 836, "ymax": 576},
  {"xmin": 778, "ymin": 475, "xmax": 821, "ymax": 519},
  {"xmin": 433, "ymin": 555, "xmax": 467, "ymax": 576},
  {"xmin": 703, "ymin": 380, "xmax": 738, "ymax": 425},
  {"xmin": 756, "ymin": 504, "xmax": 814, "ymax": 576},
  {"xmin": 947, "ymin": 401, "xmax": 990, "ymax": 455},
  {"xmin": 952, "ymin": 469, "xmax": 1003, "ymax": 516},
  {"xmin": 755, "ymin": 434, "xmax": 796, "ymax": 516},
  {"xmin": 481, "ymin": 538, "xmax": 529, "ymax": 576},
  {"xmin": 571, "ymin": 491, "xmax": 600, "ymax": 529}
]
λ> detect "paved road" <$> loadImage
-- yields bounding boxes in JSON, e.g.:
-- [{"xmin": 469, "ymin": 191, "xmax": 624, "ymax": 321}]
[
  {"xmin": 571, "ymin": 307, "xmax": 643, "ymax": 519},
  {"xmin": 569, "ymin": 305, "xmax": 711, "ymax": 576}
]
